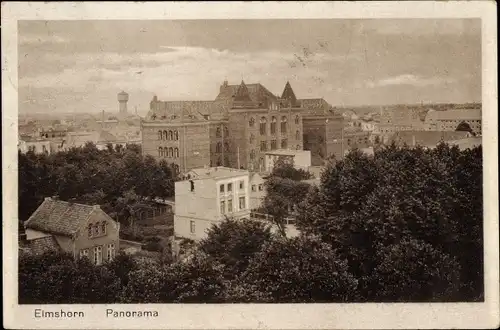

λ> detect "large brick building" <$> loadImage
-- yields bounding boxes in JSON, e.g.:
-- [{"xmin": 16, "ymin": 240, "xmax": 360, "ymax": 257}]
[
  {"xmin": 141, "ymin": 80, "xmax": 349, "ymax": 171},
  {"xmin": 143, "ymin": 81, "xmax": 314, "ymax": 172}
]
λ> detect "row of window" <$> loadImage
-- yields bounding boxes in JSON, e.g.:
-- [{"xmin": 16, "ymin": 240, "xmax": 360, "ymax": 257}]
[
  {"xmin": 253, "ymin": 141, "xmax": 301, "ymax": 154},
  {"xmin": 249, "ymin": 130, "xmax": 300, "ymax": 143},
  {"xmin": 249, "ymin": 115, "xmax": 300, "ymax": 128},
  {"xmin": 215, "ymin": 126, "xmax": 229, "ymax": 138},
  {"xmin": 251, "ymin": 184, "xmax": 264, "ymax": 192},
  {"xmin": 215, "ymin": 142, "xmax": 230, "ymax": 153},
  {"xmin": 87, "ymin": 222, "xmax": 107, "ymax": 238},
  {"xmin": 220, "ymin": 196, "xmax": 247, "ymax": 215},
  {"xmin": 158, "ymin": 130, "xmax": 179, "ymax": 141},
  {"xmin": 219, "ymin": 181, "xmax": 245, "ymax": 193},
  {"xmin": 79, "ymin": 243, "xmax": 116, "ymax": 265},
  {"xmin": 158, "ymin": 147, "xmax": 180, "ymax": 158}
]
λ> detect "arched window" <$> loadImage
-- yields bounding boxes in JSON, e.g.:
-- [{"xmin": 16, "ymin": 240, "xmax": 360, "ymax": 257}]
[
  {"xmin": 168, "ymin": 130, "xmax": 173, "ymax": 140},
  {"xmin": 295, "ymin": 115, "xmax": 300, "ymax": 125},
  {"xmin": 249, "ymin": 133, "xmax": 255, "ymax": 144},
  {"xmin": 281, "ymin": 139, "xmax": 288, "ymax": 149},
  {"xmin": 250, "ymin": 149, "xmax": 256, "ymax": 160},
  {"xmin": 295, "ymin": 130, "xmax": 300, "ymax": 140},
  {"xmin": 163, "ymin": 130, "xmax": 168, "ymax": 140},
  {"xmin": 216, "ymin": 157, "xmax": 222, "ymax": 166},
  {"xmin": 270, "ymin": 116, "xmax": 277, "ymax": 135},
  {"xmin": 216, "ymin": 127, "xmax": 222, "ymax": 138},
  {"xmin": 224, "ymin": 142, "xmax": 230, "ymax": 152},
  {"xmin": 249, "ymin": 117, "xmax": 255, "ymax": 127},
  {"xmin": 158, "ymin": 147, "xmax": 163, "ymax": 157},
  {"xmin": 259, "ymin": 117, "xmax": 267, "ymax": 135},
  {"xmin": 174, "ymin": 148, "xmax": 179, "ymax": 158},
  {"xmin": 158, "ymin": 131, "xmax": 163, "ymax": 140},
  {"xmin": 168, "ymin": 147, "xmax": 173, "ymax": 157},
  {"xmin": 224, "ymin": 126, "xmax": 229, "ymax": 137},
  {"xmin": 281, "ymin": 116, "xmax": 288, "ymax": 134},
  {"xmin": 174, "ymin": 130, "xmax": 179, "ymax": 141},
  {"xmin": 216, "ymin": 142, "xmax": 222, "ymax": 153}
]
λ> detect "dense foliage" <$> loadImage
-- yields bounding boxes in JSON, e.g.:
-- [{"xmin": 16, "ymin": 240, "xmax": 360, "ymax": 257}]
[
  {"xmin": 18, "ymin": 143, "xmax": 483, "ymax": 303},
  {"xmin": 18, "ymin": 143, "xmax": 176, "ymax": 222},
  {"xmin": 296, "ymin": 143, "xmax": 483, "ymax": 301}
]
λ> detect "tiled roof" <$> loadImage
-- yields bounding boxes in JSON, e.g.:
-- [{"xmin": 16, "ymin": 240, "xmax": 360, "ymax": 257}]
[
  {"xmin": 389, "ymin": 130, "xmax": 471, "ymax": 147},
  {"xmin": 147, "ymin": 100, "xmax": 229, "ymax": 121},
  {"xmin": 25, "ymin": 198, "xmax": 97, "ymax": 237},
  {"xmin": 425, "ymin": 109, "xmax": 482, "ymax": 121},
  {"xmin": 299, "ymin": 98, "xmax": 336, "ymax": 116},
  {"xmin": 20, "ymin": 236, "xmax": 61, "ymax": 256},
  {"xmin": 215, "ymin": 82, "xmax": 278, "ymax": 105}
]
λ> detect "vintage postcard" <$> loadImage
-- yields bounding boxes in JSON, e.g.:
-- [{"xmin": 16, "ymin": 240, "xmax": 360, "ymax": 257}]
[{"xmin": 2, "ymin": 1, "xmax": 498, "ymax": 329}]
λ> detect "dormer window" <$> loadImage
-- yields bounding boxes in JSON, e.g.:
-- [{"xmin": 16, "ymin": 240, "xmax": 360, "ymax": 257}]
[
  {"xmin": 101, "ymin": 222, "xmax": 107, "ymax": 235},
  {"xmin": 94, "ymin": 224, "xmax": 99, "ymax": 236},
  {"xmin": 88, "ymin": 224, "xmax": 93, "ymax": 238}
]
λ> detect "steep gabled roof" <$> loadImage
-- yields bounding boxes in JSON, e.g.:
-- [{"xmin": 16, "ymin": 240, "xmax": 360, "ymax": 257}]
[
  {"xmin": 281, "ymin": 81, "xmax": 298, "ymax": 106},
  {"xmin": 24, "ymin": 198, "xmax": 102, "ymax": 237},
  {"xmin": 233, "ymin": 81, "xmax": 253, "ymax": 102},
  {"xmin": 215, "ymin": 82, "xmax": 278, "ymax": 105}
]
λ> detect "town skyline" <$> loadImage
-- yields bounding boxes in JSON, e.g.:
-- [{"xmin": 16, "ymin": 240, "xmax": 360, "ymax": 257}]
[{"xmin": 19, "ymin": 19, "xmax": 481, "ymax": 114}]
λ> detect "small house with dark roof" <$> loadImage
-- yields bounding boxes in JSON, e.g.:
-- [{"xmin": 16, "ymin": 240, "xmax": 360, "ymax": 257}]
[{"xmin": 23, "ymin": 197, "xmax": 120, "ymax": 265}]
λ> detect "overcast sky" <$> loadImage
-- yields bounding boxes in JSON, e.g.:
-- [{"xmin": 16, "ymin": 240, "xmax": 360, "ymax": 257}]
[{"xmin": 18, "ymin": 19, "xmax": 481, "ymax": 115}]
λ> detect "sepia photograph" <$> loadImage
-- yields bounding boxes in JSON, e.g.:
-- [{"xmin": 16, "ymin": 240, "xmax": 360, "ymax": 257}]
[{"xmin": 2, "ymin": 2, "xmax": 498, "ymax": 329}]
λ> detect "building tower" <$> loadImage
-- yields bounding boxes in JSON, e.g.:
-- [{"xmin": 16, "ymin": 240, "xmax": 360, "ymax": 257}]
[{"xmin": 118, "ymin": 91, "xmax": 129, "ymax": 115}]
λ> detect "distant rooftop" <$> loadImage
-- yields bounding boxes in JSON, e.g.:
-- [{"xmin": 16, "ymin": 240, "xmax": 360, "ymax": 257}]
[
  {"xmin": 187, "ymin": 166, "xmax": 249, "ymax": 180},
  {"xmin": 426, "ymin": 108, "xmax": 482, "ymax": 121}
]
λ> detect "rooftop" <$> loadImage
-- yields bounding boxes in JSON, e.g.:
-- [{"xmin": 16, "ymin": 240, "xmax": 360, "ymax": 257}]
[
  {"xmin": 19, "ymin": 236, "xmax": 61, "ymax": 256},
  {"xmin": 187, "ymin": 166, "xmax": 249, "ymax": 180},
  {"xmin": 264, "ymin": 149, "xmax": 311, "ymax": 156},
  {"xmin": 389, "ymin": 130, "xmax": 472, "ymax": 147},
  {"xmin": 425, "ymin": 108, "xmax": 482, "ymax": 121},
  {"xmin": 24, "ymin": 197, "xmax": 102, "ymax": 237}
]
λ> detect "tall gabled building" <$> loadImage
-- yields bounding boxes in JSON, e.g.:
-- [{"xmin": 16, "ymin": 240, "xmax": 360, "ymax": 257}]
[
  {"xmin": 142, "ymin": 79, "xmax": 344, "ymax": 173},
  {"xmin": 220, "ymin": 81, "xmax": 304, "ymax": 171}
]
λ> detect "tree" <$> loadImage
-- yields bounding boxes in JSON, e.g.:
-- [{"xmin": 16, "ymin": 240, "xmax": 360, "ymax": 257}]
[
  {"xmin": 159, "ymin": 253, "xmax": 226, "ymax": 303},
  {"xmin": 269, "ymin": 157, "xmax": 313, "ymax": 181},
  {"xmin": 370, "ymin": 238, "xmax": 461, "ymax": 302},
  {"xmin": 238, "ymin": 236, "xmax": 358, "ymax": 302},
  {"xmin": 262, "ymin": 176, "xmax": 313, "ymax": 237},
  {"xmin": 19, "ymin": 252, "xmax": 121, "ymax": 304},
  {"xmin": 296, "ymin": 144, "xmax": 483, "ymax": 301},
  {"xmin": 199, "ymin": 217, "xmax": 273, "ymax": 278}
]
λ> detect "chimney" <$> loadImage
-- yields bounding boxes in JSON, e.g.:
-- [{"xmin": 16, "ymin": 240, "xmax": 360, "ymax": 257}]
[
  {"xmin": 93, "ymin": 205, "xmax": 100, "ymax": 210},
  {"xmin": 52, "ymin": 195, "xmax": 59, "ymax": 200},
  {"xmin": 412, "ymin": 135, "xmax": 416, "ymax": 147}
]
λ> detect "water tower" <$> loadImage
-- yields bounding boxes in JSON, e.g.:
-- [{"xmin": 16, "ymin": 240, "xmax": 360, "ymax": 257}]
[{"xmin": 117, "ymin": 91, "xmax": 129, "ymax": 115}]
